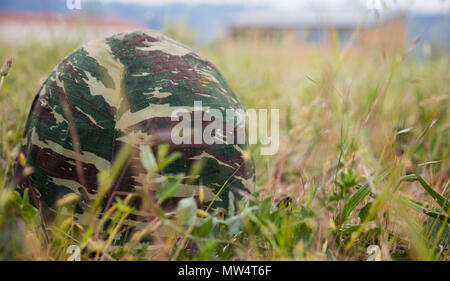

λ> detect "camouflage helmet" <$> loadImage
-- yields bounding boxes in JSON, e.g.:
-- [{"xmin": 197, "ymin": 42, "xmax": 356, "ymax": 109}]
[{"xmin": 13, "ymin": 30, "xmax": 254, "ymax": 215}]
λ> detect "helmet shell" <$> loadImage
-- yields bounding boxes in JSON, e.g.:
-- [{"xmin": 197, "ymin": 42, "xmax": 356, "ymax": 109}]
[{"xmin": 14, "ymin": 30, "xmax": 254, "ymax": 213}]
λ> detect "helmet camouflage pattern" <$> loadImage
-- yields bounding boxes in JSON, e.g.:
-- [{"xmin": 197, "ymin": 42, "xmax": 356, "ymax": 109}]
[{"xmin": 13, "ymin": 30, "xmax": 254, "ymax": 216}]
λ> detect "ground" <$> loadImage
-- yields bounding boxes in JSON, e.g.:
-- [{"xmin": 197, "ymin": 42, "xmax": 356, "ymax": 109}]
[{"xmin": 0, "ymin": 33, "xmax": 448, "ymax": 260}]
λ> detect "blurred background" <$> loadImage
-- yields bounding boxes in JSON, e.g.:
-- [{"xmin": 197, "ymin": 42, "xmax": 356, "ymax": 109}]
[{"xmin": 0, "ymin": 0, "xmax": 449, "ymax": 54}]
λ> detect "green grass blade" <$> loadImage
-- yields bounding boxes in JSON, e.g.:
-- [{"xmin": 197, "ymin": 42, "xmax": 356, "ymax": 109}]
[
  {"xmin": 401, "ymin": 174, "xmax": 449, "ymax": 212},
  {"xmin": 405, "ymin": 199, "xmax": 449, "ymax": 222},
  {"xmin": 339, "ymin": 184, "xmax": 370, "ymax": 226}
]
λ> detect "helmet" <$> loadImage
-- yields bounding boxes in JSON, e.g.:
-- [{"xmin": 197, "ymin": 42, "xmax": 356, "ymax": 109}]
[{"xmin": 13, "ymin": 30, "xmax": 254, "ymax": 215}]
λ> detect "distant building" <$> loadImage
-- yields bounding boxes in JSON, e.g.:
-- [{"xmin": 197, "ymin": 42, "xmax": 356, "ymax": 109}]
[
  {"xmin": 229, "ymin": 11, "xmax": 406, "ymax": 52},
  {"xmin": 0, "ymin": 11, "xmax": 145, "ymax": 43}
]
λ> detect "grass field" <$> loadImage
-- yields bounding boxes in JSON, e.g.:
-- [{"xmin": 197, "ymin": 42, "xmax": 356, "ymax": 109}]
[{"xmin": 0, "ymin": 32, "xmax": 448, "ymax": 261}]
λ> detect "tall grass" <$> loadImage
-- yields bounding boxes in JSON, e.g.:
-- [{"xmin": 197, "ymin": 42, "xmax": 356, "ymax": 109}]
[{"xmin": 0, "ymin": 34, "xmax": 448, "ymax": 260}]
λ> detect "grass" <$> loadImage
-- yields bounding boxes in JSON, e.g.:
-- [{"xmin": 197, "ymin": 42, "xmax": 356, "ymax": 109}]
[{"xmin": 0, "ymin": 31, "xmax": 448, "ymax": 261}]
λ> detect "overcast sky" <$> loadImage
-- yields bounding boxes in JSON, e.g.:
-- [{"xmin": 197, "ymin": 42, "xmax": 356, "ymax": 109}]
[{"xmin": 93, "ymin": 0, "xmax": 449, "ymax": 14}]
